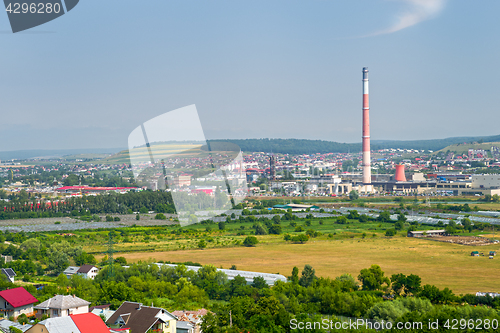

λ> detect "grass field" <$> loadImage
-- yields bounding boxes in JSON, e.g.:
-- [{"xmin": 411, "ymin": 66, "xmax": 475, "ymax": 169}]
[{"xmin": 110, "ymin": 234, "xmax": 500, "ymax": 295}]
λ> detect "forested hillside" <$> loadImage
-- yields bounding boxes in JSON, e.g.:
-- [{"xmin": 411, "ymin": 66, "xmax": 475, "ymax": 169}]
[{"xmin": 213, "ymin": 135, "xmax": 500, "ymax": 154}]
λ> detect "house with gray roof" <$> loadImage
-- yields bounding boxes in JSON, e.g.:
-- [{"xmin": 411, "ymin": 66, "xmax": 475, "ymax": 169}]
[
  {"xmin": 63, "ymin": 266, "xmax": 80, "ymax": 279},
  {"xmin": 34, "ymin": 294, "xmax": 90, "ymax": 318},
  {"xmin": 0, "ymin": 318, "xmax": 31, "ymax": 332}
]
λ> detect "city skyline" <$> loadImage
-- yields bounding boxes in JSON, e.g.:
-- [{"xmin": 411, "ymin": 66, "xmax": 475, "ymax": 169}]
[{"xmin": 1, "ymin": 0, "xmax": 499, "ymax": 150}]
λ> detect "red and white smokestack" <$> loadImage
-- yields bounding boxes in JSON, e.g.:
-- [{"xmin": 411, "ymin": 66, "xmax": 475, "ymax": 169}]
[{"xmin": 362, "ymin": 67, "xmax": 371, "ymax": 185}]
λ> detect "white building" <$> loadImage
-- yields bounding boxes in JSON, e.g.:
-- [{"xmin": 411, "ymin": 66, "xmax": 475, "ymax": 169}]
[
  {"xmin": 34, "ymin": 294, "xmax": 90, "ymax": 318},
  {"xmin": 77, "ymin": 265, "xmax": 100, "ymax": 280}
]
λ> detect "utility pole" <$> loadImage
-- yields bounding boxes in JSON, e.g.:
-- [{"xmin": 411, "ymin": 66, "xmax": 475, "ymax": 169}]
[{"xmin": 229, "ymin": 310, "xmax": 232, "ymax": 327}]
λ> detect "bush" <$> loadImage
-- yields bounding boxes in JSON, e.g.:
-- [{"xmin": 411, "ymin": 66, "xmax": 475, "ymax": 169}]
[
  {"xmin": 243, "ymin": 236, "xmax": 259, "ymax": 247},
  {"xmin": 294, "ymin": 226, "xmax": 304, "ymax": 232},
  {"xmin": 291, "ymin": 234, "xmax": 309, "ymax": 243},
  {"xmin": 269, "ymin": 225, "xmax": 282, "ymax": 235},
  {"xmin": 218, "ymin": 222, "xmax": 225, "ymax": 230},
  {"xmin": 105, "ymin": 215, "xmax": 113, "ymax": 222},
  {"xmin": 113, "ymin": 217, "xmax": 121, "ymax": 221},
  {"xmin": 198, "ymin": 240, "xmax": 207, "ymax": 249},
  {"xmin": 254, "ymin": 224, "xmax": 268, "ymax": 235},
  {"xmin": 155, "ymin": 213, "xmax": 167, "ymax": 220},
  {"xmin": 385, "ymin": 229, "xmax": 397, "ymax": 237}
]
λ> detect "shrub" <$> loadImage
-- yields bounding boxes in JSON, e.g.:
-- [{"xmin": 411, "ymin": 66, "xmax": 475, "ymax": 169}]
[
  {"xmin": 294, "ymin": 226, "xmax": 304, "ymax": 232},
  {"xmin": 155, "ymin": 213, "xmax": 167, "ymax": 220},
  {"xmin": 291, "ymin": 234, "xmax": 309, "ymax": 244},
  {"xmin": 385, "ymin": 229, "xmax": 397, "ymax": 237},
  {"xmin": 243, "ymin": 236, "xmax": 259, "ymax": 247},
  {"xmin": 269, "ymin": 225, "xmax": 282, "ymax": 235},
  {"xmin": 198, "ymin": 240, "xmax": 207, "ymax": 249},
  {"xmin": 254, "ymin": 224, "xmax": 268, "ymax": 235}
]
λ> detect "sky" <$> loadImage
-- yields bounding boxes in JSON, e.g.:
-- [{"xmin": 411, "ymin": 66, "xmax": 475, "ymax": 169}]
[{"xmin": 0, "ymin": 0, "xmax": 499, "ymax": 151}]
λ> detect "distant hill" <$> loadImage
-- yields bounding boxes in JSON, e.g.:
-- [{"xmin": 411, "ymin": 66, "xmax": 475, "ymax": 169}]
[
  {"xmin": 2, "ymin": 134, "xmax": 500, "ymax": 162},
  {"xmin": 0, "ymin": 148, "xmax": 124, "ymax": 161},
  {"xmin": 215, "ymin": 136, "xmax": 500, "ymax": 154},
  {"xmin": 212, "ymin": 139, "xmax": 360, "ymax": 155},
  {"xmin": 372, "ymin": 135, "xmax": 500, "ymax": 152},
  {"xmin": 434, "ymin": 142, "xmax": 500, "ymax": 155}
]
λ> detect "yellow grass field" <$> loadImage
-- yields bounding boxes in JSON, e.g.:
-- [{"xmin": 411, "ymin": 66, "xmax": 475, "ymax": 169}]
[{"xmin": 110, "ymin": 236, "xmax": 500, "ymax": 295}]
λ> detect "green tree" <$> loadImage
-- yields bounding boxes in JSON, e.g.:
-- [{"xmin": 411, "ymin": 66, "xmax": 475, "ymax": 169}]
[
  {"xmin": 290, "ymin": 266, "xmax": 299, "ymax": 285},
  {"xmin": 254, "ymin": 224, "xmax": 268, "ymax": 235},
  {"xmin": 252, "ymin": 276, "xmax": 268, "ymax": 289},
  {"xmin": 394, "ymin": 221, "xmax": 404, "ymax": 230},
  {"xmin": 198, "ymin": 240, "xmax": 207, "ymax": 249},
  {"xmin": 385, "ymin": 229, "xmax": 397, "ymax": 236},
  {"xmin": 20, "ymin": 238, "xmax": 41, "ymax": 252},
  {"xmin": 349, "ymin": 190, "xmax": 359, "ymax": 200},
  {"xmin": 378, "ymin": 211, "xmax": 392, "ymax": 222},
  {"xmin": 336, "ymin": 216, "xmax": 348, "ymax": 224},
  {"xmin": 299, "ymin": 264, "xmax": 316, "ymax": 287},
  {"xmin": 63, "ymin": 174, "xmax": 79, "ymax": 186},
  {"xmin": 291, "ymin": 234, "xmax": 309, "ymax": 243},
  {"xmin": 397, "ymin": 212, "xmax": 407, "ymax": 222},
  {"xmin": 268, "ymin": 225, "xmax": 282, "ymax": 235},
  {"xmin": 358, "ymin": 265, "xmax": 390, "ymax": 291},
  {"xmin": 243, "ymin": 236, "xmax": 259, "ymax": 247}
]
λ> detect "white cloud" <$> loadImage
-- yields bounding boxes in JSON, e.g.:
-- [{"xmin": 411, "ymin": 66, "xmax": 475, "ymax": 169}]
[{"xmin": 369, "ymin": 0, "xmax": 447, "ymax": 36}]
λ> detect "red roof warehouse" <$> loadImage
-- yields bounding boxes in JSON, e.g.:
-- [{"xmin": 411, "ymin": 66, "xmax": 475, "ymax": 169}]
[{"xmin": 0, "ymin": 287, "xmax": 38, "ymax": 319}]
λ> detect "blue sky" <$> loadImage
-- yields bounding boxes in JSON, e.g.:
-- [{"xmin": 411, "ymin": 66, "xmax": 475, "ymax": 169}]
[{"xmin": 0, "ymin": 0, "xmax": 499, "ymax": 150}]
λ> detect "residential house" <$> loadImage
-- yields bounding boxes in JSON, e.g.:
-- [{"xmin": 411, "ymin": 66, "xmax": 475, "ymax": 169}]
[
  {"xmin": 25, "ymin": 313, "xmax": 109, "ymax": 333},
  {"xmin": 176, "ymin": 321, "xmax": 195, "ymax": 333},
  {"xmin": 34, "ymin": 294, "xmax": 90, "ymax": 318},
  {"xmin": 172, "ymin": 309, "xmax": 209, "ymax": 333},
  {"xmin": 77, "ymin": 265, "xmax": 99, "ymax": 280},
  {"xmin": 106, "ymin": 302, "xmax": 177, "ymax": 333},
  {"xmin": 0, "ymin": 318, "xmax": 31, "ymax": 332},
  {"xmin": 0, "ymin": 268, "xmax": 16, "ymax": 283},
  {"xmin": 63, "ymin": 266, "xmax": 80, "ymax": 279},
  {"xmin": 90, "ymin": 304, "xmax": 115, "ymax": 321},
  {"xmin": 0, "ymin": 287, "xmax": 38, "ymax": 319}
]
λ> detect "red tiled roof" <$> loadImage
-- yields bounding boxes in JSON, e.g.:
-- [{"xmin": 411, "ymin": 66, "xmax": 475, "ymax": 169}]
[
  {"xmin": 0, "ymin": 287, "xmax": 38, "ymax": 308},
  {"xmin": 71, "ymin": 313, "xmax": 110, "ymax": 333}
]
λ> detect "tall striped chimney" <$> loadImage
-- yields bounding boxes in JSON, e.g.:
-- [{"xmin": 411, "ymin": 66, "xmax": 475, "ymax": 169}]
[{"xmin": 362, "ymin": 67, "xmax": 371, "ymax": 185}]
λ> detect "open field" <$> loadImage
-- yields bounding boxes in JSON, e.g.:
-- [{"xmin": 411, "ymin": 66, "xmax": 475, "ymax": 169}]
[{"xmin": 112, "ymin": 235, "xmax": 500, "ymax": 295}]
